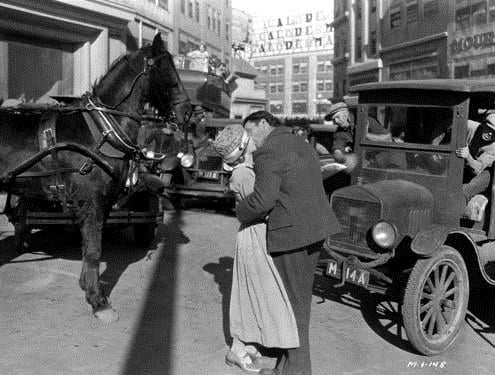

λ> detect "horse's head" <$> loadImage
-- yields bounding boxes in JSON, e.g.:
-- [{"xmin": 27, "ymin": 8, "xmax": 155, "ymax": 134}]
[{"xmin": 94, "ymin": 33, "xmax": 192, "ymax": 127}]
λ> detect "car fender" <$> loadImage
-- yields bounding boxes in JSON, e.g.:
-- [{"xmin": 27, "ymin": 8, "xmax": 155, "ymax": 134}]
[{"xmin": 411, "ymin": 225, "xmax": 452, "ymax": 257}]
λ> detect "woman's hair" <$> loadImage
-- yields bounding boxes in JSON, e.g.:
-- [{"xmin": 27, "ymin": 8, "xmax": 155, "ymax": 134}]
[{"xmin": 242, "ymin": 110, "xmax": 281, "ymax": 127}]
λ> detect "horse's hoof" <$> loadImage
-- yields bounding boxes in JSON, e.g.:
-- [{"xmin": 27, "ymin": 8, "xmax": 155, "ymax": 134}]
[{"xmin": 94, "ymin": 307, "xmax": 119, "ymax": 323}]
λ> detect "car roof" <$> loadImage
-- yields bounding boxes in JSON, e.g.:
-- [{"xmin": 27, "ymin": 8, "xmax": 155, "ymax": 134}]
[{"xmin": 350, "ymin": 79, "xmax": 495, "ymax": 94}]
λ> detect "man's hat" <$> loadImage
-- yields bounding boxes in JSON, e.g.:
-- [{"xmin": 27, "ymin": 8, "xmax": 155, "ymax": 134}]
[{"xmin": 211, "ymin": 125, "xmax": 249, "ymax": 164}]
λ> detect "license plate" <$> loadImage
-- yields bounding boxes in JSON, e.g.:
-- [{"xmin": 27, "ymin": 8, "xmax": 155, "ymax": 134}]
[
  {"xmin": 197, "ymin": 171, "xmax": 219, "ymax": 180},
  {"xmin": 326, "ymin": 259, "xmax": 370, "ymax": 287}
]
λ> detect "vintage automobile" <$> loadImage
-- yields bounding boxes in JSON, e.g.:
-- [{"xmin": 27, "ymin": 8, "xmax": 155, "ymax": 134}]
[
  {"xmin": 161, "ymin": 116, "xmax": 240, "ymax": 206},
  {"xmin": 323, "ymin": 79, "xmax": 495, "ymax": 356}
]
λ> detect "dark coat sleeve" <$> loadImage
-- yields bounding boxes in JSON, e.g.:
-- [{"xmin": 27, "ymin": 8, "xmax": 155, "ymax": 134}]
[{"xmin": 236, "ymin": 146, "xmax": 281, "ymax": 224}]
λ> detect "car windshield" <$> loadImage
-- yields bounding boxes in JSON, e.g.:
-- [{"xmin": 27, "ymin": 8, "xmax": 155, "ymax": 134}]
[
  {"xmin": 364, "ymin": 105, "xmax": 454, "ymax": 146},
  {"xmin": 361, "ymin": 105, "xmax": 454, "ymax": 177}
]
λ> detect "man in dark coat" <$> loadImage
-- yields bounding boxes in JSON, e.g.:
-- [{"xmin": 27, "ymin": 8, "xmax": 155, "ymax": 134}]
[{"xmin": 236, "ymin": 111, "xmax": 340, "ymax": 375}]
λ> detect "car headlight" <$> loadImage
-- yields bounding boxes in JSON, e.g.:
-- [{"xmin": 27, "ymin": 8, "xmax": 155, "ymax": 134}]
[
  {"xmin": 180, "ymin": 153, "xmax": 194, "ymax": 168},
  {"xmin": 371, "ymin": 221, "xmax": 397, "ymax": 249}
]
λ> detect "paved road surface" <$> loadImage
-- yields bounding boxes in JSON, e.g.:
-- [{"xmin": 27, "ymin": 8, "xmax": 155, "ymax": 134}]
[{"xmin": 1, "ymin": 210, "xmax": 495, "ymax": 375}]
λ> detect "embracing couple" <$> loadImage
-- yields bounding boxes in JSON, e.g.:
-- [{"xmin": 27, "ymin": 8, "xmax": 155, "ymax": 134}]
[{"xmin": 211, "ymin": 111, "xmax": 340, "ymax": 375}]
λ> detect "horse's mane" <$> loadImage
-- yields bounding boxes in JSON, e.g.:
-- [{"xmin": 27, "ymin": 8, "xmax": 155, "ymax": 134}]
[{"xmin": 91, "ymin": 47, "xmax": 149, "ymax": 95}]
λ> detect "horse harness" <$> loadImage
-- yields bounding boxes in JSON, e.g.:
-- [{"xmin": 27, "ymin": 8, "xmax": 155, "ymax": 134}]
[{"xmin": 0, "ymin": 95, "xmax": 177, "ymax": 209}]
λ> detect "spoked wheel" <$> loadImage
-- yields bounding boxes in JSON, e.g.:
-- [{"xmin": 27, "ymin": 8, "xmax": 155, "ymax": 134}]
[{"xmin": 402, "ymin": 245, "xmax": 469, "ymax": 355}]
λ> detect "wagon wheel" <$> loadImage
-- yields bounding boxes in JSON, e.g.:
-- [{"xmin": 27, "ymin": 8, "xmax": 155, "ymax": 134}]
[
  {"xmin": 133, "ymin": 194, "xmax": 159, "ymax": 246},
  {"xmin": 402, "ymin": 245, "xmax": 469, "ymax": 356},
  {"xmin": 14, "ymin": 199, "xmax": 32, "ymax": 253}
]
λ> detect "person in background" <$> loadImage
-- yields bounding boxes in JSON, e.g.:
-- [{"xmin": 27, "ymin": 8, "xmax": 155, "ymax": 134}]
[
  {"xmin": 187, "ymin": 43, "xmax": 209, "ymax": 72},
  {"xmin": 456, "ymin": 113, "xmax": 495, "ymax": 210},
  {"xmin": 236, "ymin": 111, "xmax": 340, "ymax": 375},
  {"xmin": 212, "ymin": 124, "xmax": 299, "ymax": 373}
]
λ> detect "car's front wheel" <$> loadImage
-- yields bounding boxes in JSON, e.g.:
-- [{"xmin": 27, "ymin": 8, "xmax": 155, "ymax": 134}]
[{"xmin": 402, "ymin": 245, "xmax": 469, "ymax": 356}]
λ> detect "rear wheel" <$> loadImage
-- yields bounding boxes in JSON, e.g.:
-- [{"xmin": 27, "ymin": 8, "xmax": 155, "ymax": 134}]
[{"xmin": 402, "ymin": 246, "xmax": 469, "ymax": 355}]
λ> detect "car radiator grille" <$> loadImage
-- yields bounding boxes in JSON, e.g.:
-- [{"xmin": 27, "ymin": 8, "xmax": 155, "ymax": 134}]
[
  {"xmin": 198, "ymin": 156, "xmax": 223, "ymax": 171},
  {"xmin": 332, "ymin": 197, "xmax": 381, "ymax": 246}
]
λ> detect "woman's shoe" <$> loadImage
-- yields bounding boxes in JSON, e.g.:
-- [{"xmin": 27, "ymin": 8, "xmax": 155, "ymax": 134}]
[{"xmin": 225, "ymin": 350, "xmax": 261, "ymax": 373}]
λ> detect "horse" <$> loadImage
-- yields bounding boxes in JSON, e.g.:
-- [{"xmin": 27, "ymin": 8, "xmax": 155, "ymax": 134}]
[{"xmin": 0, "ymin": 33, "xmax": 192, "ymax": 321}]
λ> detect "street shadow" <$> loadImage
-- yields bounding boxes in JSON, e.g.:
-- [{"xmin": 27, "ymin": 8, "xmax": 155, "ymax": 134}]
[
  {"xmin": 0, "ymin": 236, "xmax": 18, "ymax": 267},
  {"xmin": 203, "ymin": 256, "xmax": 234, "ymax": 346},
  {"xmin": 465, "ymin": 288, "xmax": 495, "ymax": 349},
  {"xmin": 313, "ymin": 258, "xmax": 417, "ymax": 354},
  {"xmin": 122, "ymin": 209, "xmax": 188, "ymax": 375},
  {"xmin": 10, "ymin": 226, "xmax": 154, "ymax": 299}
]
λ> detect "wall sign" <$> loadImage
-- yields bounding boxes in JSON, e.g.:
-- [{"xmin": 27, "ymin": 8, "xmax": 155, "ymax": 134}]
[
  {"xmin": 251, "ymin": 11, "xmax": 333, "ymax": 57},
  {"xmin": 451, "ymin": 31, "xmax": 495, "ymax": 54}
]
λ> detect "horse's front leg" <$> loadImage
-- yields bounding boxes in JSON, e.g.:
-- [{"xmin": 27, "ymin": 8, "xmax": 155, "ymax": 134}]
[{"xmin": 78, "ymin": 202, "xmax": 118, "ymax": 322}]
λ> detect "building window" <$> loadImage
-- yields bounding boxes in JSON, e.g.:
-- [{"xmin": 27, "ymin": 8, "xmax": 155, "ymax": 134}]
[
  {"xmin": 159, "ymin": 0, "xmax": 168, "ymax": 9},
  {"xmin": 325, "ymin": 61, "xmax": 332, "ymax": 72},
  {"xmin": 471, "ymin": 66, "xmax": 486, "ymax": 77},
  {"xmin": 188, "ymin": 0, "xmax": 193, "ymax": 17},
  {"xmin": 300, "ymin": 82, "xmax": 308, "ymax": 92},
  {"xmin": 212, "ymin": 10, "xmax": 216, "ymax": 32},
  {"xmin": 292, "ymin": 101, "xmax": 307, "ymax": 114},
  {"xmin": 277, "ymin": 64, "xmax": 284, "ymax": 75},
  {"xmin": 207, "ymin": 7, "xmax": 211, "ymax": 29},
  {"xmin": 424, "ymin": 0, "xmax": 439, "ymax": 18},
  {"xmin": 226, "ymin": 23, "xmax": 229, "ymax": 39},
  {"xmin": 317, "ymin": 80, "xmax": 324, "ymax": 91},
  {"xmin": 195, "ymin": 1, "xmax": 200, "ymax": 21},
  {"xmin": 454, "ymin": 65, "xmax": 469, "ymax": 78},
  {"xmin": 260, "ymin": 66, "xmax": 267, "ymax": 75},
  {"xmin": 390, "ymin": 56, "xmax": 438, "ymax": 80},
  {"xmin": 456, "ymin": 2, "xmax": 470, "ymax": 29},
  {"xmin": 270, "ymin": 84, "xmax": 277, "ymax": 93},
  {"xmin": 270, "ymin": 102, "xmax": 283, "ymax": 114},
  {"xmin": 390, "ymin": 3, "xmax": 401, "ymax": 29},
  {"xmin": 371, "ymin": 0, "xmax": 377, "ymax": 13},
  {"xmin": 181, "ymin": 0, "xmax": 185, "ymax": 13},
  {"xmin": 317, "ymin": 61, "xmax": 325, "ymax": 73},
  {"xmin": 356, "ymin": 36, "xmax": 362, "ymax": 60},
  {"xmin": 270, "ymin": 65, "xmax": 277, "ymax": 75},
  {"xmin": 277, "ymin": 83, "xmax": 284, "ymax": 92},
  {"xmin": 218, "ymin": 19, "xmax": 221, "ymax": 35},
  {"xmin": 488, "ymin": 62, "xmax": 495, "ymax": 75},
  {"xmin": 490, "ymin": 0, "xmax": 495, "ymax": 22},
  {"xmin": 406, "ymin": 0, "xmax": 418, "ymax": 23},
  {"xmin": 292, "ymin": 83, "xmax": 299, "ymax": 92},
  {"xmin": 300, "ymin": 62, "xmax": 308, "ymax": 74},
  {"xmin": 293, "ymin": 64, "xmax": 300, "ymax": 74},
  {"xmin": 325, "ymin": 80, "xmax": 333, "ymax": 91},
  {"xmin": 370, "ymin": 31, "xmax": 377, "ymax": 55},
  {"xmin": 472, "ymin": 1, "xmax": 487, "ymax": 25}
]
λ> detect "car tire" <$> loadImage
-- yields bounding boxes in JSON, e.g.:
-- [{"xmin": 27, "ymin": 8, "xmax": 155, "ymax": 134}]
[{"xmin": 402, "ymin": 245, "xmax": 469, "ymax": 356}]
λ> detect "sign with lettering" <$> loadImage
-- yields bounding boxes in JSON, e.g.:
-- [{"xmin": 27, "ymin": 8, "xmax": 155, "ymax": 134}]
[
  {"xmin": 251, "ymin": 11, "xmax": 333, "ymax": 57},
  {"xmin": 451, "ymin": 31, "xmax": 495, "ymax": 54}
]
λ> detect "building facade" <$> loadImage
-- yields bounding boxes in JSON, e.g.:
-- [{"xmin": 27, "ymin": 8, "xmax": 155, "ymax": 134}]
[
  {"xmin": 333, "ymin": 0, "xmax": 495, "ymax": 101},
  {"xmin": 0, "ymin": 0, "xmax": 233, "ymax": 103},
  {"xmin": 250, "ymin": 8, "xmax": 334, "ymax": 118}
]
